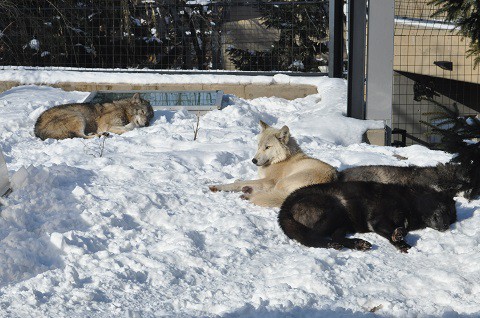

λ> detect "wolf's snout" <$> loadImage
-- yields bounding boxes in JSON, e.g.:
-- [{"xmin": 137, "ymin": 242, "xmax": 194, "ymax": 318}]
[{"xmin": 252, "ymin": 158, "xmax": 258, "ymax": 165}]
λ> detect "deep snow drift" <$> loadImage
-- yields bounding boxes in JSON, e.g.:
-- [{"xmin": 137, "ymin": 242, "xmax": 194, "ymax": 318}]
[{"xmin": 0, "ymin": 74, "xmax": 478, "ymax": 318}]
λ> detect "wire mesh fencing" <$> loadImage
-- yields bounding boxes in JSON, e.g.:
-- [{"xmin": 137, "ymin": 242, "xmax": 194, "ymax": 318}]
[
  {"xmin": 393, "ymin": 0, "xmax": 480, "ymax": 146},
  {"xmin": 0, "ymin": 0, "xmax": 330, "ymax": 73},
  {"xmin": 8, "ymin": 1, "xmax": 479, "ymax": 148}
]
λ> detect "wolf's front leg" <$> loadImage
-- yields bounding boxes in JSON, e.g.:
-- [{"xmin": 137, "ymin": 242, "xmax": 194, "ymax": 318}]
[
  {"xmin": 389, "ymin": 227, "xmax": 411, "ymax": 253},
  {"xmin": 106, "ymin": 123, "xmax": 137, "ymax": 135},
  {"xmin": 240, "ymin": 189, "xmax": 289, "ymax": 208},
  {"xmin": 372, "ymin": 222, "xmax": 412, "ymax": 253},
  {"xmin": 331, "ymin": 228, "xmax": 372, "ymax": 251},
  {"xmin": 209, "ymin": 178, "xmax": 275, "ymax": 193}
]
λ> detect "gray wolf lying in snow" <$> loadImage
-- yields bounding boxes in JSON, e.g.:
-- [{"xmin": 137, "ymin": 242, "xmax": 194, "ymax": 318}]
[
  {"xmin": 34, "ymin": 93, "xmax": 153, "ymax": 140},
  {"xmin": 278, "ymin": 181, "xmax": 457, "ymax": 253},
  {"xmin": 337, "ymin": 163, "xmax": 471, "ymax": 196},
  {"xmin": 209, "ymin": 120, "xmax": 337, "ymax": 207}
]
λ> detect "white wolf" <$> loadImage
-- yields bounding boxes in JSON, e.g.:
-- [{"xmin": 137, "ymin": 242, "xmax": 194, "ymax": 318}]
[{"xmin": 209, "ymin": 120, "xmax": 337, "ymax": 207}]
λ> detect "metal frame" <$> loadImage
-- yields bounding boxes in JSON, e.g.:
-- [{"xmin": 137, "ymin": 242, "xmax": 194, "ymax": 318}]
[
  {"xmin": 85, "ymin": 90, "xmax": 224, "ymax": 111},
  {"xmin": 346, "ymin": 0, "xmax": 395, "ymax": 145},
  {"xmin": 0, "ymin": 149, "xmax": 10, "ymax": 197},
  {"xmin": 365, "ymin": 0, "xmax": 395, "ymax": 145},
  {"xmin": 328, "ymin": 0, "xmax": 344, "ymax": 78},
  {"xmin": 4, "ymin": 66, "xmax": 327, "ymax": 78},
  {"xmin": 347, "ymin": 0, "xmax": 367, "ymax": 120}
]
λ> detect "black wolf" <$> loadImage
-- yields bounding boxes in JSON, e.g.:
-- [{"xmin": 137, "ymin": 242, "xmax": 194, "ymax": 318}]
[{"xmin": 278, "ymin": 182, "xmax": 457, "ymax": 253}]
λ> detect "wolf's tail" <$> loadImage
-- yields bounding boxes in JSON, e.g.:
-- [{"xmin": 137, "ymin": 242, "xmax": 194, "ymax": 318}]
[
  {"xmin": 452, "ymin": 148, "xmax": 480, "ymax": 200},
  {"xmin": 454, "ymin": 156, "xmax": 480, "ymax": 200},
  {"xmin": 278, "ymin": 206, "xmax": 339, "ymax": 249},
  {"xmin": 465, "ymin": 163, "xmax": 480, "ymax": 200},
  {"xmin": 278, "ymin": 217, "xmax": 333, "ymax": 248},
  {"xmin": 33, "ymin": 119, "xmax": 47, "ymax": 140}
]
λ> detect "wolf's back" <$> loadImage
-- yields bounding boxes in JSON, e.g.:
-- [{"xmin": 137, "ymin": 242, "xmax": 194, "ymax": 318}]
[
  {"xmin": 338, "ymin": 164, "xmax": 471, "ymax": 196},
  {"xmin": 34, "ymin": 103, "xmax": 96, "ymax": 140}
]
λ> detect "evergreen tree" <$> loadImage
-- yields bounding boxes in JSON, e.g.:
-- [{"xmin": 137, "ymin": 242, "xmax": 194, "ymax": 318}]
[
  {"xmin": 429, "ymin": 0, "xmax": 480, "ymax": 68},
  {"xmin": 0, "ymin": 1, "xmax": 223, "ymax": 69},
  {"xmin": 420, "ymin": 97, "xmax": 480, "ymax": 198},
  {"xmin": 227, "ymin": 0, "xmax": 329, "ymax": 72}
]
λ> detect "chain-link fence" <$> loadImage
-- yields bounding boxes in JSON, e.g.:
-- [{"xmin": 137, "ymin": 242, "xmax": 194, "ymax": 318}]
[
  {"xmin": 393, "ymin": 0, "xmax": 480, "ymax": 146},
  {"xmin": 0, "ymin": 0, "xmax": 329, "ymax": 73},
  {"xmin": 5, "ymin": 1, "xmax": 477, "ymax": 147}
]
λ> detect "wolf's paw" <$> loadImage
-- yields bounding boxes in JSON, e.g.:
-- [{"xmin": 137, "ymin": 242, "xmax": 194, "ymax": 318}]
[
  {"xmin": 327, "ymin": 242, "xmax": 344, "ymax": 250},
  {"xmin": 396, "ymin": 241, "xmax": 411, "ymax": 253},
  {"xmin": 240, "ymin": 194, "xmax": 250, "ymax": 200},
  {"xmin": 241, "ymin": 186, "xmax": 253, "ymax": 194},
  {"xmin": 209, "ymin": 185, "xmax": 219, "ymax": 193},
  {"xmin": 392, "ymin": 227, "xmax": 406, "ymax": 242},
  {"xmin": 353, "ymin": 239, "xmax": 372, "ymax": 251},
  {"xmin": 240, "ymin": 193, "xmax": 251, "ymax": 201},
  {"xmin": 101, "ymin": 132, "xmax": 111, "ymax": 137}
]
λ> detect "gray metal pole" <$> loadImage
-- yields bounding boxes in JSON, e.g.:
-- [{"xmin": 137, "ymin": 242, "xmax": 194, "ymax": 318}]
[
  {"xmin": 347, "ymin": 0, "xmax": 367, "ymax": 119},
  {"xmin": 366, "ymin": 0, "xmax": 395, "ymax": 145},
  {"xmin": 329, "ymin": 0, "xmax": 344, "ymax": 78}
]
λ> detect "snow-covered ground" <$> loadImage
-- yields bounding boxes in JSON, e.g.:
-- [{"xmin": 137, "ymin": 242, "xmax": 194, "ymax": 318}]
[{"xmin": 0, "ymin": 73, "xmax": 478, "ymax": 317}]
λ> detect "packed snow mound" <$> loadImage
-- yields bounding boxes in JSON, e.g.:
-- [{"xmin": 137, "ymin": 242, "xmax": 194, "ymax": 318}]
[
  {"xmin": 0, "ymin": 78, "xmax": 478, "ymax": 318},
  {"xmin": 0, "ymin": 165, "xmax": 91, "ymax": 286}
]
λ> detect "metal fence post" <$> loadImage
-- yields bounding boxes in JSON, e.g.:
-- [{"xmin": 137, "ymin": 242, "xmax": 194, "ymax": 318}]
[
  {"xmin": 347, "ymin": 0, "xmax": 367, "ymax": 119},
  {"xmin": 328, "ymin": 0, "xmax": 344, "ymax": 78},
  {"xmin": 366, "ymin": 0, "xmax": 395, "ymax": 145},
  {"xmin": 0, "ymin": 148, "xmax": 10, "ymax": 197}
]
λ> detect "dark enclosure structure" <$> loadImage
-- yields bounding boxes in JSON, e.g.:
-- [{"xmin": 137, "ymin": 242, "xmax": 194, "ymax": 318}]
[
  {"xmin": 392, "ymin": 0, "xmax": 480, "ymax": 146},
  {"xmin": 0, "ymin": 0, "xmax": 329, "ymax": 73}
]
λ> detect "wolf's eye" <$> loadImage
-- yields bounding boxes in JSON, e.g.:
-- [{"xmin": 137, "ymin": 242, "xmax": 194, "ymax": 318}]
[{"xmin": 265, "ymin": 146, "xmax": 271, "ymax": 150}]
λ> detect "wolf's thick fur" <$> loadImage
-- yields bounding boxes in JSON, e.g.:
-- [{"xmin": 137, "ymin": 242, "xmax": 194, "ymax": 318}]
[
  {"xmin": 34, "ymin": 93, "xmax": 154, "ymax": 140},
  {"xmin": 209, "ymin": 120, "xmax": 337, "ymax": 207},
  {"xmin": 278, "ymin": 181, "xmax": 457, "ymax": 253},
  {"xmin": 338, "ymin": 163, "xmax": 471, "ymax": 196}
]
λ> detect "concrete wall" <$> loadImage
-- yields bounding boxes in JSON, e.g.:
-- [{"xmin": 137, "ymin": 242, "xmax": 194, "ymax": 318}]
[
  {"xmin": 394, "ymin": 0, "xmax": 479, "ymax": 84},
  {"xmin": 0, "ymin": 81, "xmax": 317, "ymax": 101},
  {"xmin": 394, "ymin": 26, "xmax": 480, "ymax": 84}
]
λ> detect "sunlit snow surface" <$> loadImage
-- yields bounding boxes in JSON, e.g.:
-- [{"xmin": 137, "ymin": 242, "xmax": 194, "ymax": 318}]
[{"xmin": 0, "ymin": 74, "xmax": 478, "ymax": 317}]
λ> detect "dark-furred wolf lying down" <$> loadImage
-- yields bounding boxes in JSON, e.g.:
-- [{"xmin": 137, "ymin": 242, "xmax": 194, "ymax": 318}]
[
  {"xmin": 34, "ymin": 93, "xmax": 154, "ymax": 140},
  {"xmin": 338, "ymin": 163, "xmax": 473, "ymax": 197},
  {"xmin": 278, "ymin": 181, "xmax": 457, "ymax": 253}
]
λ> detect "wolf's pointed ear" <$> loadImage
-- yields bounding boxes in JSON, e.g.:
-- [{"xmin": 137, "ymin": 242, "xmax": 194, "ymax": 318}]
[
  {"xmin": 277, "ymin": 125, "xmax": 290, "ymax": 144},
  {"xmin": 132, "ymin": 93, "xmax": 141, "ymax": 102},
  {"xmin": 259, "ymin": 120, "xmax": 270, "ymax": 131}
]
